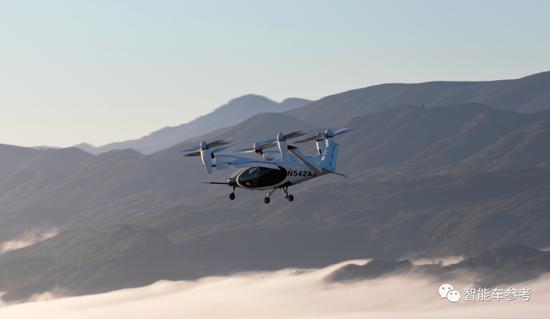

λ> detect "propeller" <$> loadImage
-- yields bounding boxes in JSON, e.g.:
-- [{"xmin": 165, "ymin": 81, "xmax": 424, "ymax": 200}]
[
  {"xmin": 237, "ymin": 131, "xmax": 305, "ymax": 154},
  {"xmin": 180, "ymin": 140, "xmax": 231, "ymax": 157},
  {"xmin": 201, "ymin": 177, "xmax": 237, "ymax": 186},
  {"xmin": 295, "ymin": 128, "xmax": 350, "ymax": 143}
]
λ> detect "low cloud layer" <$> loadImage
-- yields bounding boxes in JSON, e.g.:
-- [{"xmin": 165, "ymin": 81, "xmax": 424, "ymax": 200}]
[
  {"xmin": 411, "ymin": 255, "xmax": 464, "ymax": 266},
  {"xmin": 0, "ymin": 259, "xmax": 548, "ymax": 319},
  {"xmin": 0, "ymin": 228, "xmax": 58, "ymax": 253}
]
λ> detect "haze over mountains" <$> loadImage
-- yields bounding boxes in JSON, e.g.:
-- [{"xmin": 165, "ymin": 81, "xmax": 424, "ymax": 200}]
[
  {"xmin": 1, "ymin": 71, "xmax": 550, "ymax": 301},
  {"xmin": 76, "ymin": 95, "xmax": 311, "ymax": 155},
  {"xmin": 328, "ymin": 244, "xmax": 550, "ymax": 287},
  {"xmin": 76, "ymin": 71, "xmax": 550, "ymax": 156}
]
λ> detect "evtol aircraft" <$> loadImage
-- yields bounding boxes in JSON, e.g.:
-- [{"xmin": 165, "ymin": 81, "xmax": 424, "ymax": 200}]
[{"xmin": 181, "ymin": 128, "xmax": 350, "ymax": 204}]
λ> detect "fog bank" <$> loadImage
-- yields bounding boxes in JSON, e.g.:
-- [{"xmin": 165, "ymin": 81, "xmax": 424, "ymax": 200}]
[
  {"xmin": 0, "ymin": 259, "xmax": 548, "ymax": 319},
  {"xmin": 0, "ymin": 228, "xmax": 58, "ymax": 253}
]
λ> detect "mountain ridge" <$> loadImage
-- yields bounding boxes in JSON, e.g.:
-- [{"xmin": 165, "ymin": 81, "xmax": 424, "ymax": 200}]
[
  {"xmin": 77, "ymin": 94, "xmax": 311, "ymax": 155},
  {"xmin": 1, "ymin": 73, "xmax": 550, "ymax": 301},
  {"xmin": 287, "ymin": 71, "xmax": 550, "ymax": 126}
]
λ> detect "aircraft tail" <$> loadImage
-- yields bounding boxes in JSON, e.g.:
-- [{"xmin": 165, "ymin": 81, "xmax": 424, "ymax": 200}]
[
  {"xmin": 294, "ymin": 128, "xmax": 350, "ymax": 173},
  {"xmin": 320, "ymin": 138, "xmax": 338, "ymax": 172}
]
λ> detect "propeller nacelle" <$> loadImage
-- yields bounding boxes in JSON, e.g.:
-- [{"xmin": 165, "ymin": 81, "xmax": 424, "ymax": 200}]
[
  {"xmin": 181, "ymin": 139, "xmax": 231, "ymax": 156},
  {"xmin": 295, "ymin": 128, "xmax": 350, "ymax": 144},
  {"xmin": 180, "ymin": 139, "xmax": 231, "ymax": 174},
  {"xmin": 199, "ymin": 140, "xmax": 208, "ymax": 150},
  {"xmin": 253, "ymin": 142, "xmax": 263, "ymax": 154},
  {"xmin": 237, "ymin": 131, "xmax": 306, "ymax": 156}
]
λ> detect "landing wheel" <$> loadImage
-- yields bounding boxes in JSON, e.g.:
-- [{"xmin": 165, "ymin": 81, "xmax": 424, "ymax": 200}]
[
  {"xmin": 229, "ymin": 192, "xmax": 235, "ymax": 200},
  {"xmin": 287, "ymin": 194, "xmax": 294, "ymax": 202},
  {"xmin": 264, "ymin": 197, "xmax": 270, "ymax": 204}
]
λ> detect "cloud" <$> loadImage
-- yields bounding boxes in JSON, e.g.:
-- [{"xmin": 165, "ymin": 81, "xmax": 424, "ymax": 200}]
[
  {"xmin": 411, "ymin": 255, "xmax": 464, "ymax": 266},
  {"xmin": 0, "ymin": 259, "xmax": 548, "ymax": 319},
  {"xmin": 0, "ymin": 228, "xmax": 58, "ymax": 253}
]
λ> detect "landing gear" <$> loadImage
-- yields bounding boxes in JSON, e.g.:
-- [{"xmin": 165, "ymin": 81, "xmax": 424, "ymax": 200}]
[
  {"xmin": 282, "ymin": 187, "xmax": 295, "ymax": 202},
  {"xmin": 265, "ymin": 189, "xmax": 276, "ymax": 204},
  {"xmin": 229, "ymin": 186, "xmax": 236, "ymax": 200}
]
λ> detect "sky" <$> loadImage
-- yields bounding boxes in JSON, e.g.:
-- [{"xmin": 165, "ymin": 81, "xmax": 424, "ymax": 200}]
[{"xmin": 0, "ymin": 0, "xmax": 549, "ymax": 147}]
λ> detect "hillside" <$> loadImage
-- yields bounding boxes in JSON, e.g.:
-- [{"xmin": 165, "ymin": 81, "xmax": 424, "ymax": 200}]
[
  {"xmin": 327, "ymin": 244, "xmax": 550, "ymax": 287},
  {"xmin": 1, "ymin": 102, "xmax": 550, "ymax": 301},
  {"xmin": 287, "ymin": 71, "xmax": 550, "ymax": 126},
  {"xmin": 79, "ymin": 95, "xmax": 310, "ymax": 154},
  {"xmin": 338, "ymin": 103, "xmax": 550, "ymax": 178}
]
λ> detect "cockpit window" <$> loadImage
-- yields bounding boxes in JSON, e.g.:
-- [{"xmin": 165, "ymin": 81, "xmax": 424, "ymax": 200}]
[{"xmin": 238, "ymin": 166, "xmax": 287, "ymax": 188}]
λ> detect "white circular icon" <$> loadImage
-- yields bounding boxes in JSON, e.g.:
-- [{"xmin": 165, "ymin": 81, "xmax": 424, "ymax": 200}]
[
  {"xmin": 438, "ymin": 283, "xmax": 454, "ymax": 298},
  {"xmin": 446, "ymin": 289, "xmax": 461, "ymax": 303}
]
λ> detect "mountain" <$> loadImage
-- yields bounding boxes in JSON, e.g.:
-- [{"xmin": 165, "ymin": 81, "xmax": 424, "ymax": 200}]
[
  {"xmin": 1, "ymin": 102, "xmax": 550, "ymax": 301},
  {"xmin": 79, "ymin": 95, "xmax": 311, "ymax": 155},
  {"xmin": 0, "ymin": 144, "xmax": 42, "ymax": 178},
  {"xmin": 338, "ymin": 103, "xmax": 550, "ymax": 178},
  {"xmin": 0, "ymin": 113, "xmax": 314, "ymax": 242},
  {"xmin": 327, "ymin": 260, "xmax": 414, "ymax": 281},
  {"xmin": 327, "ymin": 244, "xmax": 550, "ymax": 287},
  {"xmin": 287, "ymin": 71, "xmax": 550, "ymax": 127},
  {"xmin": 1, "ymin": 72, "xmax": 550, "ymax": 301},
  {"xmin": 72, "ymin": 143, "xmax": 98, "ymax": 154}
]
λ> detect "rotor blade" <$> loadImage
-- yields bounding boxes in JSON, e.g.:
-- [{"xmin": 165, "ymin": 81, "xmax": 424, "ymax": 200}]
[
  {"xmin": 208, "ymin": 140, "xmax": 231, "ymax": 148},
  {"xmin": 237, "ymin": 131, "xmax": 303, "ymax": 153},
  {"xmin": 256, "ymin": 138, "xmax": 276, "ymax": 146},
  {"xmin": 295, "ymin": 128, "xmax": 350, "ymax": 143},
  {"xmin": 294, "ymin": 135, "xmax": 317, "ymax": 143},
  {"xmin": 201, "ymin": 181, "xmax": 230, "ymax": 185},
  {"xmin": 182, "ymin": 150, "xmax": 201, "ymax": 157},
  {"xmin": 333, "ymin": 128, "xmax": 351, "ymax": 136},
  {"xmin": 261, "ymin": 142, "xmax": 278, "ymax": 149},
  {"xmin": 235, "ymin": 146, "xmax": 256, "ymax": 152},
  {"xmin": 237, "ymin": 149, "xmax": 257, "ymax": 153},
  {"xmin": 244, "ymin": 140, "xmax": 277, "ymax": 150},
  {"xmin": 285, "ymin": 131, "xmax": 306, "ymax": 139},
  {"xmin": 211, "ymin": 145, "xmax": 232, "ymax": 153},
  {"xmin": 179, "ymin": 146, "xmax": 199, "ymax": 153}
]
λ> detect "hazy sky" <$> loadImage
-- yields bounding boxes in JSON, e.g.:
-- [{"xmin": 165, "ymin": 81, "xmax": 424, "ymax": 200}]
[{"xmin": 1, "ymin": 0, "xmax": 549, "ymax": 147}]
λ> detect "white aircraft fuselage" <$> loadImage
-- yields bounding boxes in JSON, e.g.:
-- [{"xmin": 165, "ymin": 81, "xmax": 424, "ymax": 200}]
[
  {"xmin": 182, "ymin": 128, "xmax": 349, "ymax": 203},
  {"xmin": 230, "ymin": 161, "xmax": 322, "ymax": 191}
]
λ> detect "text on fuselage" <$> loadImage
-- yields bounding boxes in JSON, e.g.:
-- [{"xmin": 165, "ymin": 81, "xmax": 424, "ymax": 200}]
[{"xmin": 287, "ymin": 170, "xmax": 316, "ymax": 177}]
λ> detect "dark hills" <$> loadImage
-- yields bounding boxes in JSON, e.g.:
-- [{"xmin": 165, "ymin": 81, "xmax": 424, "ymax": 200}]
[
  {"xmin": 1, "ymin": 72, "xmax": 550, "ymax": 301},
  {"xmin": 339, "ymin": 103, "xmax": 550, "ymax": 178},
  {"xmin": 327, "ymin": 244, "xmax": 550, "ymax": 287}
]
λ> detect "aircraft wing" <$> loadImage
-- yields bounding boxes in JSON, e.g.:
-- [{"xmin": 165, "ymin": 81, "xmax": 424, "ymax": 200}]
[
  {"xmin": 287, "ymin": 145, "xmax": 322, "ymax": 174},
  {"xmin": 213, "ymin": 154, "xmax": 280, "ymax": 170}
]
